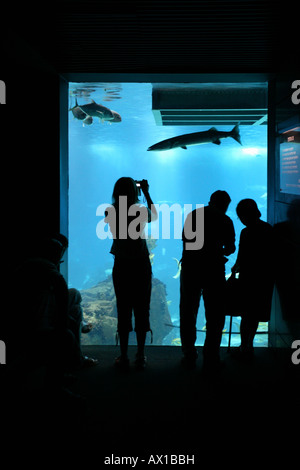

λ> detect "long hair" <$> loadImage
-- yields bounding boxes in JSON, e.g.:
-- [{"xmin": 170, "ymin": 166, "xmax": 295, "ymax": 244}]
[{"xmin": 112, "ymin": 177, "xmax": 139, "ymax": 208}]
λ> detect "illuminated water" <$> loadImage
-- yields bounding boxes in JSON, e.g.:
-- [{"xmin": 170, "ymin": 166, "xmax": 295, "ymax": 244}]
[{"xmin": 68, "ymin": 82, "xmax": 268, "ymax": 347}]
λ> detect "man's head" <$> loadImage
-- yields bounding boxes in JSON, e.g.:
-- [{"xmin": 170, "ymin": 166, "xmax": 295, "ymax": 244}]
[
  {"xmin": 38, "ymin": 234, "xmax": 68, "ymax": 266},
  {"xmin": 236, "ymin": 199, "xmax": 261, "ymax": 226},
  {"xmin": 209, "ymin": 190, "xmax": 231, "ymax": 214}
]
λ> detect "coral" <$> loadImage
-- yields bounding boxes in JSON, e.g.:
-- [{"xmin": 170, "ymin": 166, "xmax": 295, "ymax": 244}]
[{"xmin": 80, "ymin": 275, "xmax": 172, "ymax": 345}]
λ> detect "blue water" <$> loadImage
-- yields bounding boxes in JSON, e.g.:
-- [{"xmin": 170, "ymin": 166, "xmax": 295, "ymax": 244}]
[{"xmin": 68, "ymin": 82, "xmax": 268, "ymax": 347}]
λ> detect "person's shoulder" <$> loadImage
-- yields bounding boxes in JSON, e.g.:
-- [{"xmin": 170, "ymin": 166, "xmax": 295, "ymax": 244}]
[
  {"xmin": 25, "ymin": 257, "xmax": 56, "ymax": 270},
  {"xmin": 260, "ymin": 219, "xmax": 272, "ymax": 229},
  {"xmin": 256, "ymin": 219, "xmax": 273, "ymax": 233},
  {"xmin": 223, "ymin": 212, "xmax": 234, "ymax": 227}
]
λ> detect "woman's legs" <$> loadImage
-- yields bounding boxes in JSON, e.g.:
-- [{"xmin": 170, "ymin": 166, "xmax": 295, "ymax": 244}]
[
  {"xmin": 240, "ymin": 316, "xmax": 259, "ymax": 351},
  {"xmin": 134, "ymin": 259, "xmax": 151, "ymax": 366},
  {"xmin": 119, "ymin": 330, "xmax": 130, "ymax": 358},
  {"xmin": 136, "ymin": 330, "xmax": 147, "ymax": 357},
  {"xmin": 113, "ymin": 261, "xmax": 133, "ymax": 364}
]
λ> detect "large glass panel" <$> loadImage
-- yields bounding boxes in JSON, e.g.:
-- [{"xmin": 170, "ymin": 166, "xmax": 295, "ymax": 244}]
[{"xmin": 68, "ymin": 82, "xmax": 268, "ymax": 346}]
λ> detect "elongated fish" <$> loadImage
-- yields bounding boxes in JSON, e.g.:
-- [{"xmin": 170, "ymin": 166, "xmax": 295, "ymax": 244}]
[{"xmin": 148, "ymin": 124, "xmax": 242, "ymax": 151}]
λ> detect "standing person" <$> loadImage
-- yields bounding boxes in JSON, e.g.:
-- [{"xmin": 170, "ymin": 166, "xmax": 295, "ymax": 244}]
[
  {"xmin": 180, "ymin": 190, "xmax": 236, "ymax": 373},
  {"xmin": 231, "ymin": 199, "xmax": 275, "ymax": 359},
  {"xmin": 105, "ymin": 177, "xmax": 157, "ymax": 369}
]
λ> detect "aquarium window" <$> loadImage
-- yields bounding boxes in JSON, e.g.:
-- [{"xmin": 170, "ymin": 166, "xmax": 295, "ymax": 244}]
[{"xmin": 68, "ymin": 81, "xmax": 268, "ymax": 347}]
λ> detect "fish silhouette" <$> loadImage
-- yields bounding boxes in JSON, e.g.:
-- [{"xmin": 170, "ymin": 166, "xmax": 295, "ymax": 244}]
[
  {"xmin": 148, "ymin": 124, "xmax": 242, "ymax": 151},
  {"xmin": 78, "ymin": 99, "xmax": 114, "ymax": 122}
]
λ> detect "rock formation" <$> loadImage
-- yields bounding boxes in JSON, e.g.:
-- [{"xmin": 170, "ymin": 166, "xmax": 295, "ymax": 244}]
[{"xmin": 80, "ymin": 275, "xmax": 172, "ymax": 345}]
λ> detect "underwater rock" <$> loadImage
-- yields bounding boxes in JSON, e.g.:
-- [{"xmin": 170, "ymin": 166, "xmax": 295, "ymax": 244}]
[{"xmin": 80, "ymin": 275, "xmax": 172, "ymax": 345}]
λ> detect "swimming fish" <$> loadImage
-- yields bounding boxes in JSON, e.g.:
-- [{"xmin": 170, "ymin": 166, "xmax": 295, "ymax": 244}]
[
  {"xmin": 69, "ymin": 100, "xmax": 94, "ymax": 126},
  {"xmin": 82, "ymin": 115, "xmax": 93, "ymax": 126},
  {"xmin": 147, "ymin": 124, "xmax": 242, "ymax": 151},
  {"xmin": 69, "ymin": 99, "xmax": 87, "ymax": 120},
  {"xmin": 172, "ymin": 257, "xmax": 181, "ymax": 279},
  {"xmin": 78, "ymin": 99, "xmax": 114, "ymax": 122},
  {"xmin": 104, "ymin": 268, "xmax": 113, "ymax": 277},
  {"xmin": 110, "ymin": 110, "xmax": 122, "ymax": 123},
  {"xmin": 171, "ymin": 338, "xmax": 182, "ymax": 346},
  {"xmin": 257, "ymin": 322, "xmax": 269, "ymax": 332}
]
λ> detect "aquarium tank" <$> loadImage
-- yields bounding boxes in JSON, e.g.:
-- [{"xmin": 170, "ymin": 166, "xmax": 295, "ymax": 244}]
[{"xmin": 68, "ymin": 81, "xmax": 269, "ymax": 347}]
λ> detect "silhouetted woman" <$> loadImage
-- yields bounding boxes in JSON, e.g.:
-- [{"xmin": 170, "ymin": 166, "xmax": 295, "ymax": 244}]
[
  {"xmin": 232, "ymin": 199, "xmax": 275, "ymax": 359},
  {"xmin": 105, "ymin": 177, "xmax": 157, "ymax": 369}
]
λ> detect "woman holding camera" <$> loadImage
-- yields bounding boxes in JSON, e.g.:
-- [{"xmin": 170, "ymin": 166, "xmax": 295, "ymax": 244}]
[{"xmin": 105, "ymin": 177, "xmax": 157, "ymax": 369}]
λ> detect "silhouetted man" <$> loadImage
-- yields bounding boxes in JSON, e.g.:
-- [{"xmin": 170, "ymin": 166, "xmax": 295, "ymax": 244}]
[{"xmin": 180, "ymin": 190, "xmax": 235, "ymax": 372}]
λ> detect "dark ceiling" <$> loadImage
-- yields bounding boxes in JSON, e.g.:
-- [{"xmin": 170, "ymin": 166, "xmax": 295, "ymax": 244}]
[{"xmin": 3, "ymin": 0, "xmax": 299, "ymax": 76}]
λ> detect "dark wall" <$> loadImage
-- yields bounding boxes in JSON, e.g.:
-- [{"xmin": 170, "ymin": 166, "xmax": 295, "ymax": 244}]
[
  {"xmin": 2, "ymin": 41, "xmax": 62, "ymax": 270},
  {"xmin": 268, "ymin": 76, "xmax": 300, "ymax": 346},
  {"xmin": 0, "ymin": 35, "xmax": 64, "ymax": 352}
]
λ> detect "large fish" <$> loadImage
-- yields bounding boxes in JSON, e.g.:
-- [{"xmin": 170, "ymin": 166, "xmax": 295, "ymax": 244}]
[
  {"xmin": 78, "ymin": 99, "xmax": 114, "ymax": 122},
  {"xmin": 110, "ymin": 110, "xmax": 122, "ymax": 123},
  {"xmin": 82, "ymin": 115, "xmax": 93, "ymax": 126},
  {"xmin": 148, "ymin": 124, "xmax": 242, "ymax": 151},
  {"xmin": 69, "ymin": 99, "xmax": 87, "ymax": 120},
  {"xmin": 69, "ymin": 99, "xmax": 94, "ymax": 126}
]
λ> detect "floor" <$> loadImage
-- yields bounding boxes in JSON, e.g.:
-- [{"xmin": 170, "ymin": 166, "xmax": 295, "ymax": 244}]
[{"xmin": 3, "ymin": 345, "xmax": 300, "ymax": 452}]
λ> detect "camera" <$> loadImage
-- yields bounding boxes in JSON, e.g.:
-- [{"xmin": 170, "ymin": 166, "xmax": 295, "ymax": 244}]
[
  {"xmin": 135, "ymin": 179, "xmax": 149, "ymax": 197},
  {"xmin": 135, "ymin": 180, "xmax": 143, "ymax": 196}
]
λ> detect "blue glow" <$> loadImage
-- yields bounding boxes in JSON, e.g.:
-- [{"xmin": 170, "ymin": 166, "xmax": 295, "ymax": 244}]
[{"xmin": 68, "ymin": 82, "xmax": 268, "ymax": 347}]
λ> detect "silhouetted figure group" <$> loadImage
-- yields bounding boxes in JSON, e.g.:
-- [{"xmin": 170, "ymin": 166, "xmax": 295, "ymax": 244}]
[
  {"xmin": 108, "ymin": 178, "xmax": 275, "ymax": 375},
  {"xmin": 8, "ymin": 179, "xmax": 276, "ymax": 391}
]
